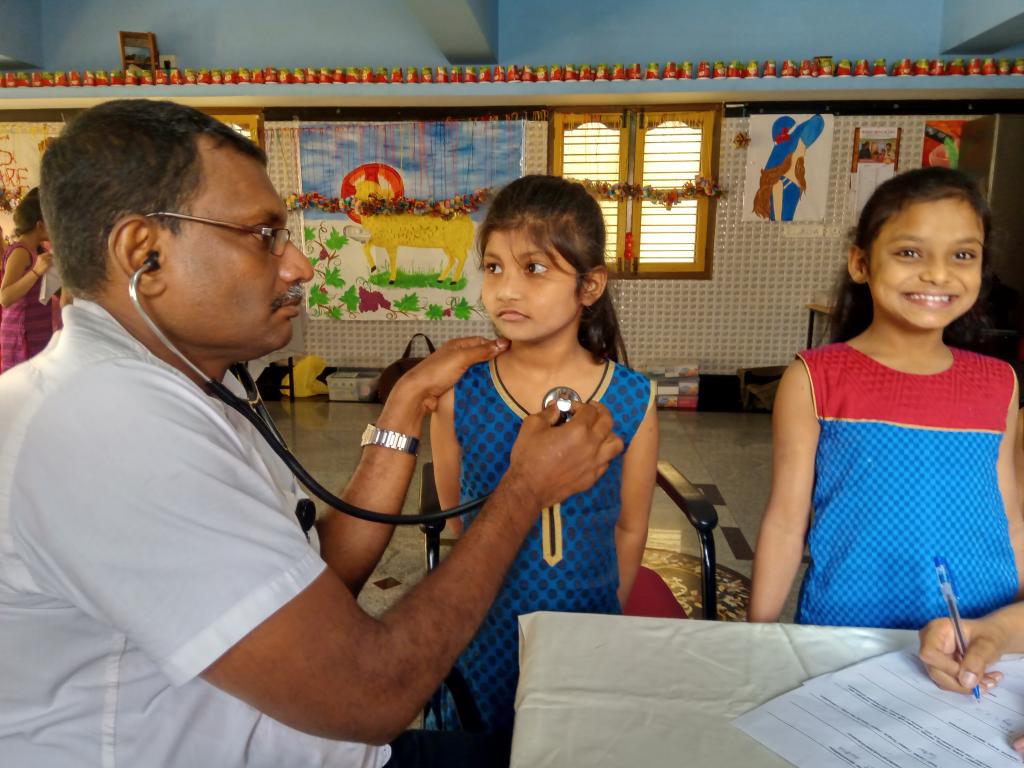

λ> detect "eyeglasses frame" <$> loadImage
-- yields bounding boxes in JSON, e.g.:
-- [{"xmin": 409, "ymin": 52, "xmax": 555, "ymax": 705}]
[{"xmin": 145, "ymin": 211, "xmax": 291, "ymax": 256}]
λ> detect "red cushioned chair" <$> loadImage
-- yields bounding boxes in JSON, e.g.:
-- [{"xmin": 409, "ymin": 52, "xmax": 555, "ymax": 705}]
[{"xmin": 623, "ymin": 565, "xmax": 687, "ymax": 619}]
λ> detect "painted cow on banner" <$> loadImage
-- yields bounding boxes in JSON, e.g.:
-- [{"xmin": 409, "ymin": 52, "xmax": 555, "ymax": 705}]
[{"xmin": 342, "ymin": 164, "xmax": 473, "ymax": 285}]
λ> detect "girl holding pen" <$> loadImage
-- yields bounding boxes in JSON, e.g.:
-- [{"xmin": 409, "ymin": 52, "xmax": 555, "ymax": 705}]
[
  {"xmin": 749, "ymin": 167, "xmax": 1024, "ymax": 629},
  {"xmin": 920, "ymin": 602, "xmax": 1024, "ymax": 726}
]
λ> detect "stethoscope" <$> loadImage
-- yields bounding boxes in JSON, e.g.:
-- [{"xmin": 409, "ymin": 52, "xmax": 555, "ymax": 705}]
[{"xmin": 128, "ymin": 256, "xmax": 582, "ymax": 532}]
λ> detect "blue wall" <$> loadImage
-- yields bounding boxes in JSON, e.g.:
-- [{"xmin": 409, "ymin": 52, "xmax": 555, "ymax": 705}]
[
  {"xmin": 0, "ymin": 0, "xmax": 43, "ymax": 68},
  {"xmin": 39, "ymin": 0, "xmax": 447, "ymax": 70},
  {"xmin": 26, "ymin": 0, "xmax": 1024, "ymax": 71},
  {"xmin": 942, "ymin": 0, "xmax": 1024, "ymax": 52},
  {"xmin": 499, "ymin": 0, "xmax": 949, "ymax": 64}
]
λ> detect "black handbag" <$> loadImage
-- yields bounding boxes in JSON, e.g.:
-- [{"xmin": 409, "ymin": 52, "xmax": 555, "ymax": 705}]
[{"xmin": 377, "ymin": 333, "xmax": 437, "ymax": 403}]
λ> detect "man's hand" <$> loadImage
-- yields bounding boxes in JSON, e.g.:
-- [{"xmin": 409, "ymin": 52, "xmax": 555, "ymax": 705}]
[
  {"xmin": 918, "ymin": 615, "xmax": 1009, "ymax": 696},
  {"xmin": 506, "ymin": 401, "xmax": 623, "ymax": 511},
  {"xmin": 386, "ymin": 336, "xmax": 508, "ymax": 419}
]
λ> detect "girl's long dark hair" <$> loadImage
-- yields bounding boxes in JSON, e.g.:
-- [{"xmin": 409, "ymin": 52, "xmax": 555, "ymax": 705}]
[
  {"xmin": 829, "ymin": 167, "xmax": 993, "ymax": 345},
  {"xmin": 13, "ymin": 187, "xmax": 43, "ymax": 237},
  {"xmin": 477, "ymin": 175, "xmax": 628, "ymax": 364}
]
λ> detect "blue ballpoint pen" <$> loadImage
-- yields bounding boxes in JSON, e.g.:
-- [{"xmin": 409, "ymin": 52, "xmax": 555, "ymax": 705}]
[{"xmin": 934, "ymin": 556, "xmax": 982, "ymax": 701}]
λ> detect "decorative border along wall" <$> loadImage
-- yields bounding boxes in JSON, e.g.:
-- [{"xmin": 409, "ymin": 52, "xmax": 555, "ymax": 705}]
[{"xmin": 267, "ymin": 114, "xmax": 970, "ymax": 374}]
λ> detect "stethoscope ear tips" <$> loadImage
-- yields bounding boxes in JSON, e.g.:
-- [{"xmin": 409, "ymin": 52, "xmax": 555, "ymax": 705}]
[{"xmin": 542, "ymin": 386, "xmax": 582, "ymax": 425}]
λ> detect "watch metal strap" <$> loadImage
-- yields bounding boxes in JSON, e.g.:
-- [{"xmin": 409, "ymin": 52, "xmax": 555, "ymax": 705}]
[{"xmin": 361, "ymin": 424, "xmax": 419, "ymax": 455}]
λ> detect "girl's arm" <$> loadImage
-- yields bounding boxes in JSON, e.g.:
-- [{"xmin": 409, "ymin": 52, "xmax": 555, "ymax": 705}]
[
  {"xmin": 996, "ymin": 383, "xmax": 1024, "ymax": 595},
  {"xmin": 429, "ymin": 387, "xmax": 463, "ymax": 536},
  {"xmin": 615, "ymin": 398, "xmax": 658, "ymax": 607},
  {"xmin": 748, "ymin": 360, "xmax": 820, "ymax": 622},
  {"xmin": 0, "ymin": 247, "xmax": 50, "ymax": 308}
]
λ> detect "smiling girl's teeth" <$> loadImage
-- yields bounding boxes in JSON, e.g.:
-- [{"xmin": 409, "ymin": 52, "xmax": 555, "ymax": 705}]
[{"xmin": 906, "ymin": 294, "xmax": 951, "ymax": 302}]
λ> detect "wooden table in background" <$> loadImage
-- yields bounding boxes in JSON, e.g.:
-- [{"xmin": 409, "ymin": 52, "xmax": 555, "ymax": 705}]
[{"xmin": 805, "ymin": 303, "xmax": 834, "ymax": 348}]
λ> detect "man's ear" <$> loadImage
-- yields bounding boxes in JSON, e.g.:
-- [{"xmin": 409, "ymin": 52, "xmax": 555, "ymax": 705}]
[
  {"xmin": 108, "ymin": 216, "xmax": 167, "ymax": 297},
  {"xmin": 847, "ymin": 246, "xmax": 870, "ymax": 284},
  {"xmin": 580, "ymin": 266, "xmax": 608, "ymax": 307}
]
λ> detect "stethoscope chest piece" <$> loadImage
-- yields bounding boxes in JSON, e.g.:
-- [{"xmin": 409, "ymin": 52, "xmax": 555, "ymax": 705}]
[{"xmin": 542, "ymin": 386, "xmax": 582, "ymax": 424}]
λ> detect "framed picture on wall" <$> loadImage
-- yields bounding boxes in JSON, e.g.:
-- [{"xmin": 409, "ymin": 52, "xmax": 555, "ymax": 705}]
[
  {"xmin": 119, "ymin": 31, "xmax": 159, "ymax": 73},
  {"xmin": 851, "ymin": 126, "xmax": 901, "ymax": 171},
  {"xmin": 850, "ymin": 126, "xmax": 901, "ymax": 216}
]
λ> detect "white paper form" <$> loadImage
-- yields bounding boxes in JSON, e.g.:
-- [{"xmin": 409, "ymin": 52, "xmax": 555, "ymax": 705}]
[
  {"xmin": 734, "ymin": 650, "xmax": 1024, "ymax": 767},
  {"xmin": 38, "ymin": 264, "xmax": 60, "ymax": 302}
]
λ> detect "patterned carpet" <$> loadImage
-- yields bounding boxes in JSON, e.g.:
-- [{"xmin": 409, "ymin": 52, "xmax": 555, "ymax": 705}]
[{"xmin": 642, "ymin": 548, "xmax": 751, "ymax": 621}]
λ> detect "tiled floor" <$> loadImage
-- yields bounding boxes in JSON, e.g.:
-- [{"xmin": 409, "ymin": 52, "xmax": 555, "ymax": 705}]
[{"xmin": 265, "ymin": 399, "xmax": 805, "ymax": 622}]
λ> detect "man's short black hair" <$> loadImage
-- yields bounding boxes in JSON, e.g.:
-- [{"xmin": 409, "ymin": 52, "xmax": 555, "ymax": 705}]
[{"xmin": 40, "ymin": 99, "xmax": 266, "ymax": 296}]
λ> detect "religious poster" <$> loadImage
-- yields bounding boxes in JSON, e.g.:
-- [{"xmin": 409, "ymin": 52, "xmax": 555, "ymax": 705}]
[
  {"xmin": 922, "ymin": 120, "xmax": 966, "ymax": 169},
  {"xmin": 743, "ymin": 113, "xmax": 834, "ymax": 222},
  {"xmin": 298, "ymin": 120, "xmax": 524, "ymax": 321}
]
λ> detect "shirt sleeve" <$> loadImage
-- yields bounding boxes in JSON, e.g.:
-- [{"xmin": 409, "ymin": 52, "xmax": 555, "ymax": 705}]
[{"xmin": 11, "ymin": 359, "xmax": 327, "ymax": 685}]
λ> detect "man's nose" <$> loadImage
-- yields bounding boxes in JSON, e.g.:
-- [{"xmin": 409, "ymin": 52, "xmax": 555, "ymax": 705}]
[{"xmin": 281, "ymin": 239, "xmax": 314, "ymax": 283}]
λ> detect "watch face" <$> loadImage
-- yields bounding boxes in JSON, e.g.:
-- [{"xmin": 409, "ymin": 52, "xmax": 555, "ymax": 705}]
[{"xmin": 360, "ymin": 424, "xmax": 377, "ymax": 446}]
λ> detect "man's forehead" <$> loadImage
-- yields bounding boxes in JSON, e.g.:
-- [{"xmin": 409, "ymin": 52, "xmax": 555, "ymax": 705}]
[{"xmin": 193, "ymin": 138, "xmax": 281, "ymax": 215}]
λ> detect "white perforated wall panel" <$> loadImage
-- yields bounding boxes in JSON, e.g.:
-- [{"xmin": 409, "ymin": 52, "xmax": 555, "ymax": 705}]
[{"xmin": 267, "ymin": 114, "xmax": 970, "ymax": 373}]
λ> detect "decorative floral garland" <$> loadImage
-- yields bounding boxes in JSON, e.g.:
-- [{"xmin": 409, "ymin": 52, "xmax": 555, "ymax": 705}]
[
  {"xmin": 285, "ymin": 190, "xmax": 490, "ymax": 219},
  {"xmin": 571, "ymin": 177, "xmax": 724, "ymax": 209}
]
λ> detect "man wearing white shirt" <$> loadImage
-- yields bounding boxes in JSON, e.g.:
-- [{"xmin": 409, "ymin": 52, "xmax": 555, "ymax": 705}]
[{"xmin": 0, "ymin": 99, "xmax": 622, "ymax": 767}]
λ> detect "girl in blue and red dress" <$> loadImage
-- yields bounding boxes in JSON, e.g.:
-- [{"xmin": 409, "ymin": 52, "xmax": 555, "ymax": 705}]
[
  {"xmin": 750, "ymin": 167, "xmax": 1024, "ymax": 628},
  {"xmin": 430, "ymin": 175, "xmax": 659, "ymax": 733}
]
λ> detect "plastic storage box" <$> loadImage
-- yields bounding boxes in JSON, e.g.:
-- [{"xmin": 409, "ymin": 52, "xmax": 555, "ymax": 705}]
[{"xmin": 326, "ymin": 370, "xmax": 381, "ymax": 402}]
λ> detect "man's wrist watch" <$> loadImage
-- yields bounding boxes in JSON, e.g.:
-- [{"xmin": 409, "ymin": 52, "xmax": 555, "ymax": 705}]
[{"xmin": 360, "ymin": 424, "xmax": 419, "ymax": 455}]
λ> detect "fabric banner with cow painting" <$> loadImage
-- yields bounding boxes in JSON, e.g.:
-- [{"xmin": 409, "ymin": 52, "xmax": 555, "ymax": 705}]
[{"xmin": 299, "ymin": 120, "xmax": 525, "ymax": 321}]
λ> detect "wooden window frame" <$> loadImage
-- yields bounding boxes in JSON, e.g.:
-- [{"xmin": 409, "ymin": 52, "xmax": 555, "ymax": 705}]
[{"xmin": 550, "ymin": 105, "xmax": 720, "ymax": 279}]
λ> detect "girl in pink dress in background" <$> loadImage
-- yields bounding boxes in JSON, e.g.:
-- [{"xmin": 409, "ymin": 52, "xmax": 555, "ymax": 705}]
[{"xmin": 1, "ymin": 188, "xmax": 55, "ymax": 373}]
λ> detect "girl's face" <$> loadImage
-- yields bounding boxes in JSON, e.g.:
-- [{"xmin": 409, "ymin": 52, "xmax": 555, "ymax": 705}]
[
  {"xmin": 481, "ymin": 228, "xmax": 604, "ymax": 346},
  {"xmin": 848, "ymin": 197, "xmax": 984, "ymax": 337}
]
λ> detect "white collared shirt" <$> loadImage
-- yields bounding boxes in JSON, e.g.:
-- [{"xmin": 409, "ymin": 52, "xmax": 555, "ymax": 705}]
[{"xmin": 0, "ymin": 300, "xmax": 387, "ymax": 767}]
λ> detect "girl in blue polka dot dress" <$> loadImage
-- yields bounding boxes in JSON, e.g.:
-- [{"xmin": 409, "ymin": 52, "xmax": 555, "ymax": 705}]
[
  {"xmin": 430, "ymin": 175, "xmax": 659, "ymax": 733},
  {"xmin": 750, "ymin": 167, "xmax": 1024, "ymax": 630}
]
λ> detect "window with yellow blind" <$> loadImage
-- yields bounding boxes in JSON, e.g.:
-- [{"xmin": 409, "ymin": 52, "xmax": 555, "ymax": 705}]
[{"xmin": 551, "ymin": 108, "xmax": 718, "ymax": 278}]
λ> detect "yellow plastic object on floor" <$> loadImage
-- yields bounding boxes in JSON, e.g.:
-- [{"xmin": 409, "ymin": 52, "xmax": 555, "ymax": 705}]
[{"xmin": 282, "ymin": 354, "xmax": 329, "ymax": 397}]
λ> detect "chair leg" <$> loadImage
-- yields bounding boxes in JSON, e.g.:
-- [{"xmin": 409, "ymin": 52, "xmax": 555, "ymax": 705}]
[
  {"xmin": 418, "ymin": 463, "xmax": 482, "ymax": 728},
  {"xmin": 698, "ymin": 529, "xmax": 717, "ymax": 620},
  {"xmin": 656, "ymin": 460, "xmax": 720, "ymax": 620}
]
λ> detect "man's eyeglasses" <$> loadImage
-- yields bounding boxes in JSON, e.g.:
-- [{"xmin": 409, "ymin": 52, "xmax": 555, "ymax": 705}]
[{"xmin": 146, "ymin": 212, "xmax": 291, "ymax": 256}]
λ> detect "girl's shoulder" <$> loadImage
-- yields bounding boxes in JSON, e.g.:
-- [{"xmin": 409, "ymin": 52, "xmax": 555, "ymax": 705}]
[
  {"xmin": 948, "ymin": 347, "xmax": 1017, "ymax": 393},
  {"xmin": 456, "ymin": 359, "xmax": 493, "ymax": 391},
  {"xmin": 609, "ymin": 360, "xmax": 654, "ymax": 390},
  {"xmin": 602, "ymin": 361, "xmax": 656, "ymax": 405},
  {"xmin": 603, "ymin": 360, "xmax": 655, "ymax": 409},
  {"xmin": 950, "ymin": 346, "xmax": 1015, "ymax": 373},
  {"xmin": 797, "ymin": 342, "xmax": 854, "ymax": 368},
  {"xmin": 2, "ymin": 240, "xmax": 31, "ymax": 263}
]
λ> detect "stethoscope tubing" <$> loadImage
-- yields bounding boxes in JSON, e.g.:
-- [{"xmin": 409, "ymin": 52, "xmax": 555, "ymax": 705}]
[
  {"xmin": 209, "ymin": 371, "xmax": 488, "ymax": 525},
  {"xmin": 130, "ymin": 261, "xmax": 487, "ymax": 525},
  {"xmin": 127, "ymin": 261, "xmax": 587, "ymax": 528}
]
